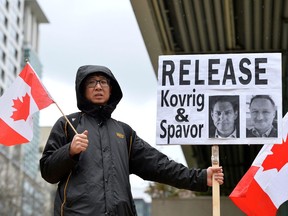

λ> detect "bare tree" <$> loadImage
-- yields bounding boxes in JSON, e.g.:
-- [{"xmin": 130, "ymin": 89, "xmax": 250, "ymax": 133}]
[{"xmin": 145, "ymin": 182, "xmax": 195, "ymax": 199}]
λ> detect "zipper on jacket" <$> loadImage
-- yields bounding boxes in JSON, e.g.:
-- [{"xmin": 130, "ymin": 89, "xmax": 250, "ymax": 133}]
[{"xmin": 60, "ymin": 172, "xmax": 72, "ymax": 216}]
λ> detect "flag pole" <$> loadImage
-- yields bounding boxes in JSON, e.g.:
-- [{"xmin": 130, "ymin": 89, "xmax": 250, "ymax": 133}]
[
  {"xmin": 211, "ymin": 145, "xmax": 220, "ymax": 216},
  {"xmin": 54, "ymin": 102, "xmax": 78, "ymax": 135}
]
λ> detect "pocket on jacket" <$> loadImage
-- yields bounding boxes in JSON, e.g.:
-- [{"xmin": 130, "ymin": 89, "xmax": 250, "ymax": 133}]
[{"xmin": 65, "ymin": 182, "xmax": 88, "ymax": 207}]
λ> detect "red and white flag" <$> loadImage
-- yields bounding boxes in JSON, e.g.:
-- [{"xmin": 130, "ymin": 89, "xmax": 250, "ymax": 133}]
[
  {"xmin": 0, "ymin": 63, "xmax": 54, "ymax": 146},
  {"xmin": 229, "ymin": 112, "xmax": 288, "ymax": 215}
]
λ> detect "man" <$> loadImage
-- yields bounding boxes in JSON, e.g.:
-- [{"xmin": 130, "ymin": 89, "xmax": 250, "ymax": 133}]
[
  {"xmin": 209, "ymin": 96, "xmax": 239, "ymax": 138},
  {"xmin": 246, "ymin": 95, "xmax": 277, "ymax": 137},
  {"xmin": 40, "ymin": 65, "xmax": 224, "ymax": 216}
]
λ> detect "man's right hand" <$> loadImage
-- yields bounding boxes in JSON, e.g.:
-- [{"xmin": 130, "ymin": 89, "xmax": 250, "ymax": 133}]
[{"xmin": 70, "ymin": 130, "xmax": 89, "ymax": 156}]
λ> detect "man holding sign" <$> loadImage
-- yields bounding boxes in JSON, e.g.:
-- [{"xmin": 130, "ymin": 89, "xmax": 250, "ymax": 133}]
[
  {"xmin": 40, "ymin": 65, "xmax": 224, "ymax": 216},
  {"xmin": 156, "ymin": 53, "xmax": 282, "ymax": 215}
]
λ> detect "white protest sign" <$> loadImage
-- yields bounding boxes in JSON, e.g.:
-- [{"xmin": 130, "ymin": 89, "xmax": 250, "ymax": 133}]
[{"xmin": 156, "ymin": 53, "xmax": 282, "ymax": 145}]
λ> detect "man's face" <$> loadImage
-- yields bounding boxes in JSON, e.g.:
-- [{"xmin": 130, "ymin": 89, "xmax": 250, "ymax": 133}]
[
  {"xmin": 211, "ymin": 101, "xmax": 238, "ymax": 137},
  {"xmin": 249, "ymin": 98, "xmax": 275, "ymax": 133},
  {"xmin": 84, "ymin": 74, "xmax": 111, "ymax": 105}
]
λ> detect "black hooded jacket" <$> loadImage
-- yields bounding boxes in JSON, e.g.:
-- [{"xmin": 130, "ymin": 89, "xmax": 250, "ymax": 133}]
[{"xmin": 40, "ymin": 65, "xmax": 208, "ymax": 216}]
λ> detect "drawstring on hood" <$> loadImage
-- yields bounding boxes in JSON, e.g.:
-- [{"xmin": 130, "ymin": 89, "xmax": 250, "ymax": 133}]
[{"xmin": 75, "ymin": 65, "xmax": 123, "ymax": 120}]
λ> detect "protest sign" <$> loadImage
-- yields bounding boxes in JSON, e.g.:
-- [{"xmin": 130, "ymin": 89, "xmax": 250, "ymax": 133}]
[{"xmin": 156, "ymin": 53, "xmax": 282, "ymax": 145}]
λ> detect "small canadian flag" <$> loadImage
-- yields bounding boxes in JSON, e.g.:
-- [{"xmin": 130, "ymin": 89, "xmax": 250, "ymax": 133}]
[
  {"xmin": 0, "ymin": 63, "xmax": 54, "ymax": 146},
  {"xmin": 230, "ymin": 112, "xmax": 288, "ymax": 215}
]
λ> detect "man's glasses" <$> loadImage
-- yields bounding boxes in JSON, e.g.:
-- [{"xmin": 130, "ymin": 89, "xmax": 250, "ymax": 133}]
[{"xmin": 86, "ymin": 79, "xmax": 110, "ymax": 88}]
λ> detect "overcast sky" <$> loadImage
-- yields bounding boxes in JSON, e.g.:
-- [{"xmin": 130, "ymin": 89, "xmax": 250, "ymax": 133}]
[{"xmin": 37, "ymin": 0, "xmax": 186, "ymax": 202}]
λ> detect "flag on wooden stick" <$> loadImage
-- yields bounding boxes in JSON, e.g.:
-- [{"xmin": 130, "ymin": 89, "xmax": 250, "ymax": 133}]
[{"xmin": 0, "ymin": 63, "xmax": 54, "ymax": 146}]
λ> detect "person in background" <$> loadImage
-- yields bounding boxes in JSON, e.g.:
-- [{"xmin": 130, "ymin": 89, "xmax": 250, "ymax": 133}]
[
  {"xmin": 40, "ymin": 65, "xmax": 224, "ymax": 216},
  {"xmin": 209, "ymin": 96, "xmax": 239, "ymax": 138},
  {"xmin": 246, "ymin": 95, "xmax": 277, "ymax": 137}
]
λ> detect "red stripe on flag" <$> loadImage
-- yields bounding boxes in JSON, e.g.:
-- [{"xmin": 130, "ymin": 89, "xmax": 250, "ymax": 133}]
[
  {"xmin": 230, "ymin": 166, "xmax": 277, "ymax": 215},
  {"xmin": 19, "ymin": 64, "xmax": 54, "ymax": 110},
  {"xmin": 0, "ymin": 118, "xmax": 29, "ymax": 146}
]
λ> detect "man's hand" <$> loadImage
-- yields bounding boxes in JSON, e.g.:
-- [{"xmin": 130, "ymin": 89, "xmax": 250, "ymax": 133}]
[
  {"xmin": 70, "ymin": 130, "xmax": 89, "ymax": 156},
  {"xmin": 207, "ymin": 166, "xmax": 224, "ymax": 186}
]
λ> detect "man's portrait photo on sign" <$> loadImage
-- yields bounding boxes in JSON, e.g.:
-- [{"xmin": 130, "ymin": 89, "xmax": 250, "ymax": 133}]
[
  {"xmin": 209, "ymin": 95, "xmax": 240, "ymax": 138},
  {"xmin": 246, "ymin": 95, "xmax": 278, "ymax": 138}
]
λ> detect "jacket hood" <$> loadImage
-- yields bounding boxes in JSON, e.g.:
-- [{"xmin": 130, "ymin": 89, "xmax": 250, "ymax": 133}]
[{"xmin": 75, "ymin": 65, "xmax": 123, "ymax": 119}]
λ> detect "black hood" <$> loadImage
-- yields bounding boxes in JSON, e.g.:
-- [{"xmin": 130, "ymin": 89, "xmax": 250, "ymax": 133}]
[{"xmin": 75, "ymin": 65, "xmax": 123, "ymax": 120}]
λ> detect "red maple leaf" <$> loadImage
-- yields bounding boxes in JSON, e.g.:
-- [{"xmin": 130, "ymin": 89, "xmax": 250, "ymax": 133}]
[
  {"xmin": 262, "ymin": 135, "xmax": 288, "ymax": 172},
  {"xmin": 11, "ymin": 93, "xmax": 30, "ymax": 121}
]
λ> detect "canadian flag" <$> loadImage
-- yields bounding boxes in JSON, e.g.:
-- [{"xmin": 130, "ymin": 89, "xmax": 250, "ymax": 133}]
[
  {"xmin": 230, "ymin": 112, "xmax": 288, "ymax": 215},
  {"xmin": 0, "ymin": 63, "xmax": 54, "ymax": 146}
]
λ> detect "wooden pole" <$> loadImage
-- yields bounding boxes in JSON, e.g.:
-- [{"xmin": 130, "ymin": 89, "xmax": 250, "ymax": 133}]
[
  {"xmin": 54, "ymin": 101, "xmax": 78, "ymax": 135},
  {"xmin": 211, "ymin": 145, "xmax": 220, "ymax": 216}
]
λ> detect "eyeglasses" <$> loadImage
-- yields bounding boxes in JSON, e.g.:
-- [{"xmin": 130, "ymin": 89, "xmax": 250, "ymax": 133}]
[{"xmin": 86, "ymin": 79, "xmax": 110, "ymax": 88}]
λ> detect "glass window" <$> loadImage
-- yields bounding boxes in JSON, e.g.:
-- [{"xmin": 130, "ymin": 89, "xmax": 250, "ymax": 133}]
[
  {"xmin": 17, "ymin": 0, "xmax": 21, "ymax": 10},
  {"xmin": 4, "ymin": 17, "xmax": 8, "ymax": 27},
  {"xmin": 1, "ymin": 69, "xmax": 4, "ymax": 81},
  {"xmin": 2, "ymin": 51, "xmax": 6, "ymax": 63},
  {"xmin": 13, "ymin": 66, "xmax": 17, "ymax": 76},
  {"xmin": 3, "ymin": 34, "xmax": 7, "ymax": 45},
  {"xmin": 15, "ymin": 33, "xmax": 19, "ymax": 42},
  {"xmin": 14, "ymin": 49, "xmax": 18, "ymax": 59},
  {"xmin": 5, "ymin": 0, "xmax": 9, "ymax": 10}
]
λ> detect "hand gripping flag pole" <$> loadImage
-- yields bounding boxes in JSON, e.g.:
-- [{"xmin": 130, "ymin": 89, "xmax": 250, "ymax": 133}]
[{"xmin": 211, "ymin": 145, "xmax": 220, "ymax": 216}]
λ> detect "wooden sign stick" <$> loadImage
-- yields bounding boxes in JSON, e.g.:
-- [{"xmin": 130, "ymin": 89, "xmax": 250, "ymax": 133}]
[{"xmin": 211, "ymin": 145, "xmax": 220, "ymax": 216}]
